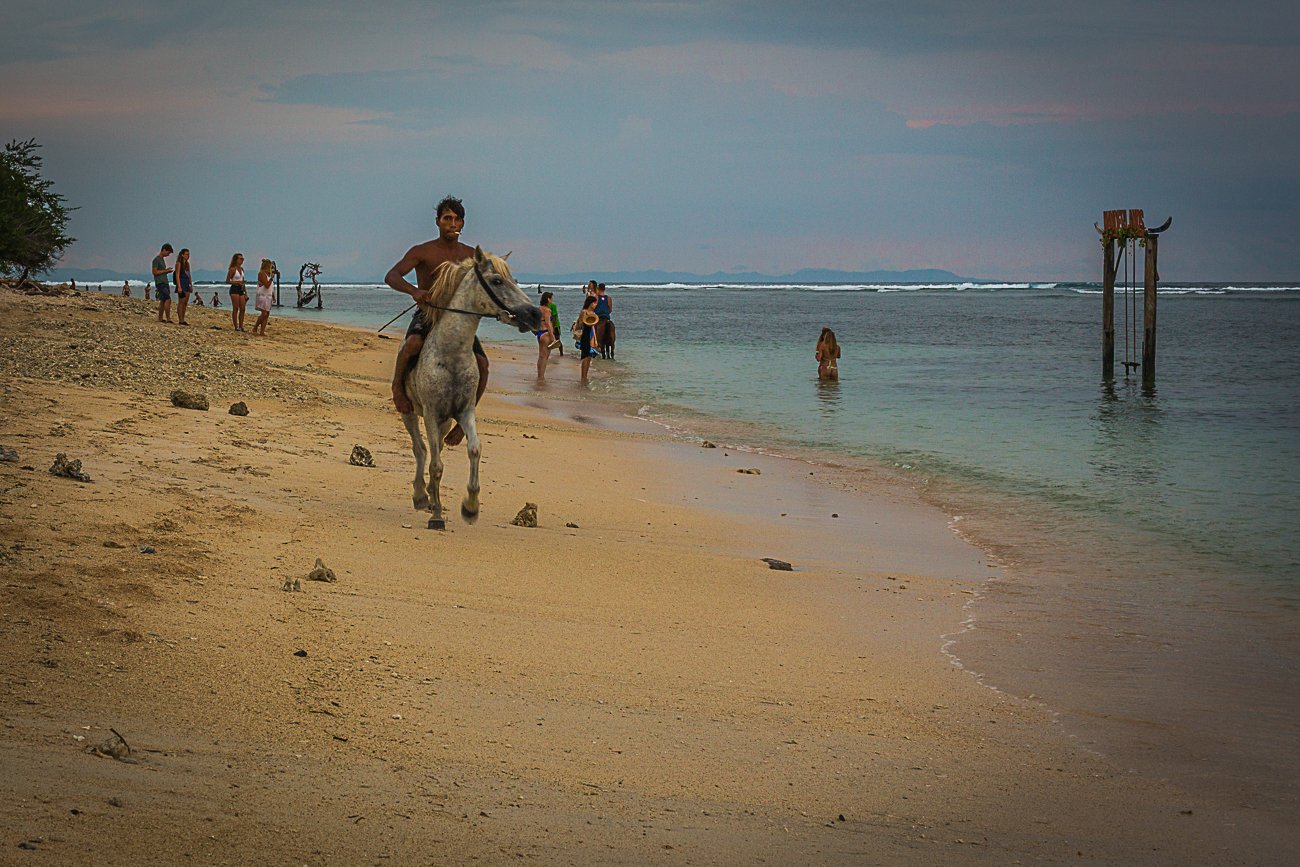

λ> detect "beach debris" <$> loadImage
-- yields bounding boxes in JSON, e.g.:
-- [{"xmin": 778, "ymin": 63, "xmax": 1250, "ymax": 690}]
[
  {"xmin": 138, "ymin": 546, "xmax": 155, "ymax": 554},
  {"xmin": 565, "ymin": 521, "xmax": 579, "ymax": 529},
  {"xmin": 832, "ymin": 513, "xmax": 839, "ymax": 518},
  {"xmin": 228, "ymin": 401, "xmax": 250, "ymax": 416},
  {"xmin": 169, "ymin": 389, "xmax": 209, "ymax": 411},
  {"xmin": 307, "ymin": 558, "xmax": 336, "ymax": 583},
  {"xmin": 511, "ymin": 503, "xmax": 538, "ymax": 528},
  {"xmin": 761, "ymin": 558, "xmax": 794, "ymax": 571},
  {"xmin": 701, "ymin": 440, "xmax": 717, "ymax": 448},
  {"xmin": 103, "ymin": 540, "xmax": 126, "ymax": 549},
  {"xmin": 49, "ymin": 452, "xmax": 92, "ymax": 482},
  {"xmin": 91, "ymin": 728, "xmax": 131, "ymax": 760},
  {"xmin": 17, "ymin": 839, "xmax": 41, "ymax": 850},
  {"xmin": 349, "ymin": 445, "xmax": 375, "ymax": 467},
  {"xmin": 523, "ymin": 433, "xmax": 538, "ymax": 439},
  {"xmin": 737, "ymin": 467, "xmax": 761, "ymax": 475},
  {"xmin": 293, "ymin": 649, "xmax": 308, "ymax": 657},
  {"xmin": 0, "ymin": 445, "xmax": 17, "ymax": 462},
  {"xmin": 281, "ymin": 577, "xmax": 302, "ymax": 592}
]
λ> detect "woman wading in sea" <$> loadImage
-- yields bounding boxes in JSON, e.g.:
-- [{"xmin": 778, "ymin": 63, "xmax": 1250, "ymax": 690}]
[
  {"xmin": 252, "ymin": 259, "xmax": 275, "ymax": 336},
  {"xmin": 816, "ymin": 327, "xmax": 840, "ymax": 381}
]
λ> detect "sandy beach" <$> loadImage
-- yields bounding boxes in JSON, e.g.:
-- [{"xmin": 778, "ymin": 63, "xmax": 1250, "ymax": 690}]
[{"xmin": 1, "ymin": 284, "xmax": 1291, "ymax": 864}]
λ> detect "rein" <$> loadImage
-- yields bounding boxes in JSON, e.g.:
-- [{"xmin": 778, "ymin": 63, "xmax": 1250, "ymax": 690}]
[{"xmin": 376, "ymin": 262, "xmax": 520, "ymax": 333}]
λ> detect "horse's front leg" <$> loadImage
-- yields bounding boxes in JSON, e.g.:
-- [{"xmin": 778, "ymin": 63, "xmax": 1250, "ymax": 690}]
[
  {"xmin": 401, "ymin": 411, "xmax": 429, "ymax": 511},
  {"xmin": 425, "ymin": 409, "xmax": 447, "ymax": 521},
  {"xmin": 457, "ymin": 410, "xmax": 481, "ymax": 524}
]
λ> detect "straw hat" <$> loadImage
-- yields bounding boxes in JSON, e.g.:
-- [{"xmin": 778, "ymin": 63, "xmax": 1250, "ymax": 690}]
[{"xmin": 578, "ymin": 309, "xmax": 600, "ymax": 327}]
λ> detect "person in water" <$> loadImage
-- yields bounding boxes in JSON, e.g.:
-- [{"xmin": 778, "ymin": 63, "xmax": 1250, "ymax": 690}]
[
  {"xmin": 815, "ymin": 327, "xmax": 840, "ymax": 381},
  {"xmin": 535, "ymin": 291, "xmax": 557, "ymax": 379},
  {"xmin": 384, "ymin": 195, "xmax": 483, "ymax": 446}
]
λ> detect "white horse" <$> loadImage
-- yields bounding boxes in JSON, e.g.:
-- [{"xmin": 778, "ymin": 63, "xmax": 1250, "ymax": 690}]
[{"xmin": 401, "ymin": 247, "xmax": 542, "ymax": 526}]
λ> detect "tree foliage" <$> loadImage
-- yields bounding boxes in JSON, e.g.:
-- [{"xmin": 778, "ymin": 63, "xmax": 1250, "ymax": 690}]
[{"xmin": 0, "ymin": 138, "xmax": 76, "ymax": 282}]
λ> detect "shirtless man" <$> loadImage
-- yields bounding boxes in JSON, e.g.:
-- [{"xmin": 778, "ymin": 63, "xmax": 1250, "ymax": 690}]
[{"xmin": 385, "ymin": 196, "xmax": 486, "ymax": 446}]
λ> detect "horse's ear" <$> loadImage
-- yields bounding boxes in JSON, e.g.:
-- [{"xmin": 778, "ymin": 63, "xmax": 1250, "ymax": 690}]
[
  {"xmin": 502, "ymin": 251, "xmax": 512, "ymax": 261},
  {"xmin": 474, "ymin": 245, "xmax": 485, "ymax": 263}
]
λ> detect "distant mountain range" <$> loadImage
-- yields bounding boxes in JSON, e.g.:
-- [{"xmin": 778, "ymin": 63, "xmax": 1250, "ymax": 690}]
[{"xmin": 44, "ymin": 266, "xmax": 964, "ymax": 285}]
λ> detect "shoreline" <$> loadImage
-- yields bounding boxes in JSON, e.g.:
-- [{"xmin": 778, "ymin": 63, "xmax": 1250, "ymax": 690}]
[{"xmin": 1, "ymin": 286, "xmax": 1294, "ymax": 862}]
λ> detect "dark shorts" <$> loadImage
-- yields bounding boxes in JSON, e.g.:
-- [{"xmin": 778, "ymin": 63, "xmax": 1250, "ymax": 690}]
[
  {"xmin": 155, "ymin": 284, "xmax": 171, "ymax": 301},
  {"xmin": 229, "ymin": 285, "xmax": 246, "ymax": 297},
  {"xmin": 406, "ymin": 307, "xmax": 485, "ymax": 357}
]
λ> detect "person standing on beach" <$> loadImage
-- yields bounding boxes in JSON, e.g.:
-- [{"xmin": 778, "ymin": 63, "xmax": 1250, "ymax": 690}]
[
  {"xmin": 593, "ymin": 283, "xmax": 614, "ymax": 359},
  {"xmin": 122, "ymin": 281, "xmax": 130, "ymax": 297},
  {"xmin": 151, "ymin": 243, "xmax": 173, "ymax": 322},
  {"xmin": 815, "ymin": 327, "xmax": 840, "ymax": 381},
  {"xmin": 211, "ymin": 291, "xmax": 221, "ymax": 307},
  {"xmin": 384, "ymin": 195, "xmax": 481, "ymax": 446},
  {"xmin": 173, "ymin": 248, "xmax": 193, "ymax": 325},
  {"xmin": 226, "ymin": 253, "xmax": 248, "ymax": 331},
  {"xmin": 251, "ymin": 258, "xmax": 275, "ymax": 335}
]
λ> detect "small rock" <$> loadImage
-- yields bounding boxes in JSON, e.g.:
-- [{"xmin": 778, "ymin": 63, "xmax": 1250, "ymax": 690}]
[
  {"xmin": 737, "ymin": 468, "xmax": 761, "ymax": 475},
  {"xmin": 18, "ymin": 840, "xmax": 40, "ymax": 850},
  {"xmin": 281, "ymin": 577, "xmax": 302, "ymax": 592},
  {"xmin": 701, "ymin": 440, "xmax": 716, "ymax": 448},
  {"xmin": 228, "ymin": 401, "xmax": 250, "ymax": 416},
  {"xmin": 103, "ymin": 540, "xmax": 126, "ymax": 549},
  {"xmin": 349, "ymin": 445, "xmax": 375, "ymax": 467},
  {"xmin": 0, "ymin": 446, "xmax": 18, "ymax": 462},
  {"xmin": 761, "ymin": 557, "xmax": 793, "ymax": 571},
  {"xmin": 293, "ymin": 649, "xmax": 308, "ymax": 657},
  {"xmin": 49, "ymin": 452, "xmax": 93, "ymax": 482},
  {"xmin": 511, "ymin": 503, "xmax": 538, "ymax": 528},
  {"xmin": 565, "ymin": 522, "xmax": 579, "ymax": 529},
  {"xmin": 169, "ymin": 389, "xmax": 209, "ymax": 411},
  {"xmin": 831, "ymin": 513, "xmax": 839, "ymax": 518},
  {"xmin": 107, "ymin": 797, "xmax": 124, "ymax": 808},
  {"xmin": 137, "ymin": 546, "xmax": 156, "ymax": 555},
  {"xmin": 93, "ymin": 729, "xmax": 131, "ymax": 760},
  {"xmin": 307, "ymin": 558, "xmax": 336, "ymax": 583}
]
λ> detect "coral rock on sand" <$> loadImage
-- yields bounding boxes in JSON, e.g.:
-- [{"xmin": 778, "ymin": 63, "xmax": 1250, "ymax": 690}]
[
  {"xmin": 307, "ymin": 558, "xmax": 336, "ymax": 583},
  {"xmin": 170, "ymin": 389, "xmax": 209, "ymax": 411},
  {"xmin": 349, "ymin": 445, "xmax": 375, "ymax": 467},
  {"xmin": 761, "ymin": 557, "xmax": 794, "ymax": 571},
  {"xmin": 228, "ymin": 401, "xmax": 250, "ymax": 416},
  {"xmin": 49, "ymin": 452, "xmax": 92, "ymax": 482},
  {"xmin": 737, "ymin": 467, "xmax": 761, "ymax": 475},
  {"xmin": 0, "ymin": 445, "xmax": 18, "ymax": 462},
  {"xmin": 511, "ymin": 503, "xmax": 539, "ymax": 528}
]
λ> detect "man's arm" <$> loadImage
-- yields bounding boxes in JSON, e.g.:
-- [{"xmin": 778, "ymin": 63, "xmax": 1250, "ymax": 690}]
[
  {"xmin": 152, "ymin": 259, "xmax": 168, "ymax": 279},
  {"xmin": 385, "ymin": 246, "xmax": 429, "ymax": 303}
]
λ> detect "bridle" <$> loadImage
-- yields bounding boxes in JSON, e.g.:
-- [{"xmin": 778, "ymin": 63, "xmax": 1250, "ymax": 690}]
[{"xmin": 423, "ymin": 262, "xmax": 520, "ymax": 324}]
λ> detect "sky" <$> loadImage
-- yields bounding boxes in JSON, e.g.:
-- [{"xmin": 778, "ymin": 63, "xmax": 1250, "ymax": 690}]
[{"xmin": 4, "ymin": 0, "xmax": 1298, "ymax": 281}]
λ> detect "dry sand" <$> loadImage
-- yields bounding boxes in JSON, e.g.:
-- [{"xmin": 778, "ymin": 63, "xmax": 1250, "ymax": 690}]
[{"xmin": 0, "ymin": 285, "xmax": 1284, "ymax": 864}]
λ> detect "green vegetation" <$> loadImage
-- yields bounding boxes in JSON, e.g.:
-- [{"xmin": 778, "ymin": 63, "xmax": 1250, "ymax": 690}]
[{"xmin": 0, "ymin": 138, "xmax": 76, "ymax": 283}]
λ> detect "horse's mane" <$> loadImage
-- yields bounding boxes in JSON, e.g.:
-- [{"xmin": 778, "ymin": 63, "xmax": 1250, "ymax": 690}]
[{"xmin": 422, "ymin": 252, "xmax": 514, "ymax": 324}]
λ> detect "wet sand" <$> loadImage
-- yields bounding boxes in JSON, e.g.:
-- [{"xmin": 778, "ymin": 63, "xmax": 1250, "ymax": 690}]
[{"xmin": 0, "ymin": 285, "xmax": 1289, "ymax": 863}]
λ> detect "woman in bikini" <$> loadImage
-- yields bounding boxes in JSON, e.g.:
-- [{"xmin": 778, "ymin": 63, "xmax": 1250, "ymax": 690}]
[
  {"xmin": 815, "ymin": 327, "xmax": 840, "ymax": 381},
  {"xmin": 534, "ymin": 291, "xmax": 557, "ymax": 380},
  {"xmin": 226, "ymin": 253, "xmax": 248, "ymax": 331}
]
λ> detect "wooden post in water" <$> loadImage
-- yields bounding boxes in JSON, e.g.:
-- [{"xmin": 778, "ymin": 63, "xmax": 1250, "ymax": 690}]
[
  {"xmin": 1143, "ymin": 234, "xmax": 1159, "ymax": 389},
  {"xmin": 1102, "ymin": 237, "xmax": 1116, "ymax": 380}
]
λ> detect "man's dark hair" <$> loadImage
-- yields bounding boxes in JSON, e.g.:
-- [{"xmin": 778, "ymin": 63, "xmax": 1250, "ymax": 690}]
[
  {"xmin": 161, "ymin": 243, "xmax": 173, "ymax": 253},
  {"xmin": 436, "ymin": 196, "xmax": 465, "ymax": 219}
]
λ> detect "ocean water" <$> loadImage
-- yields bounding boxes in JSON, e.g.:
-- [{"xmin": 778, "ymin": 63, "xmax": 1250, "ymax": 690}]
[{"xmin": 95, "ymin": 278, "xmax": 1300, "ymax": 812}]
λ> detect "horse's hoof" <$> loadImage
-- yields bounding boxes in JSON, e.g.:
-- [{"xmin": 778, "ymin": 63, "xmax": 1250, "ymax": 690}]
[
  {"xmin": 461, "ymin": 503, "xmax": 479, "ymax": 525},
  {"xmin": 427, "ymin": 517, "xmax": 446, "ymax": 531}
]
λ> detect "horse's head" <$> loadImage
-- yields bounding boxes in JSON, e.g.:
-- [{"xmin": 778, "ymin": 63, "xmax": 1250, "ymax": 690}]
[{"xmin": 468, "ymin": 247, "xmax": 544, "ymax": 333}]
